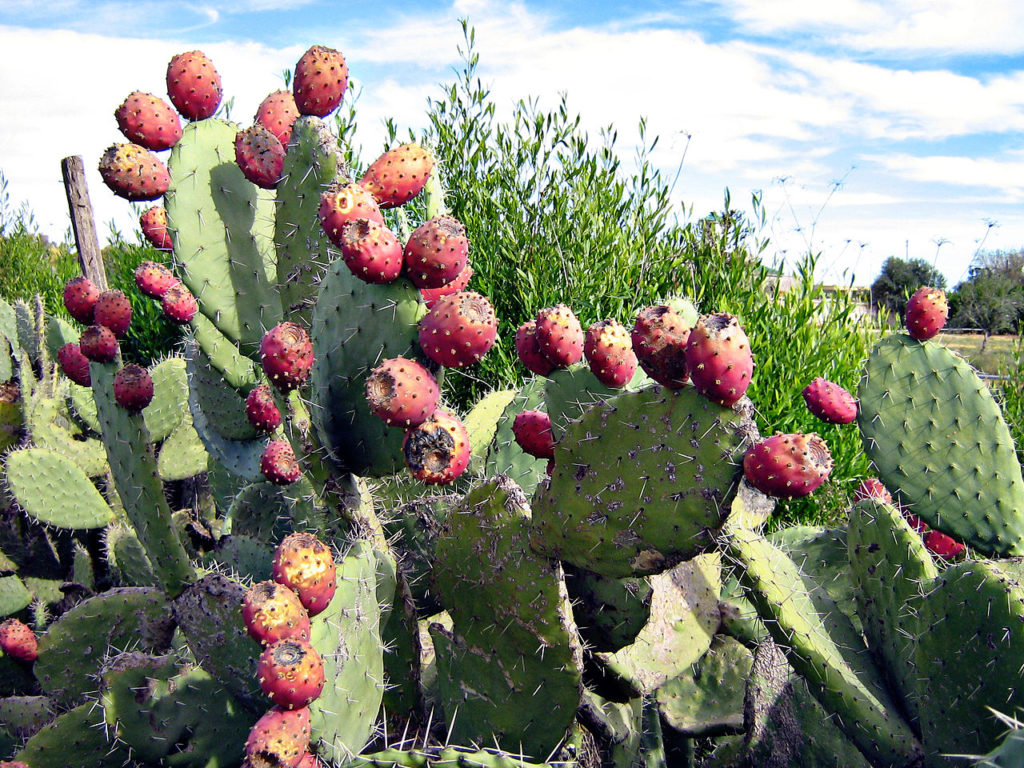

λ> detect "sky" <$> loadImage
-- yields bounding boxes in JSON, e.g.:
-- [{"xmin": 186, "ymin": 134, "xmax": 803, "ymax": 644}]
[{"xmin": 1, "ymin": 0, "xmax": 1023, "ymax": 289}]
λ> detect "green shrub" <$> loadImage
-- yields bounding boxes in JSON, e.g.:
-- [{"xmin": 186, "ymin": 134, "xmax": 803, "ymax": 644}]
[{"xmin": 998, "ymin": 331, "xmax": 1024, "ymax": 465}]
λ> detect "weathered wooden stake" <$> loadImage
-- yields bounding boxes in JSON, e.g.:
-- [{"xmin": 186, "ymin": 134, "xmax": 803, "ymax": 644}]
[{"xmin": 61, "ymin": 155, "xmax": 108, "ymax": 290}]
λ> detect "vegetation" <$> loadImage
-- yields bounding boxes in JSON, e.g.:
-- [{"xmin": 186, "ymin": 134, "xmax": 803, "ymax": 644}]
[
  {"xmin": 949, "ymin": 248, "xmax": 1024, "ymax": 342},
  {"xmin": 869, "ymin": 255, "xmax": 947, "ymax": 315}
]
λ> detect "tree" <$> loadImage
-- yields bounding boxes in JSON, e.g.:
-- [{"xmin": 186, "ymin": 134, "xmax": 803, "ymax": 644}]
[
  {"xmin": 950, "ymin": 249, "xmax": 1024, "ymax": 347},
  {"xmin": 870, "ymin": 256, "xmax": 947, "ymax": 315}
]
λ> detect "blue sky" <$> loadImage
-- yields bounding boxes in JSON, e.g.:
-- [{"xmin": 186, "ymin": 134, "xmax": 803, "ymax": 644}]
[{"xmin": 2, "ymin": 0, "xmax": 1023, "ymax": 289}]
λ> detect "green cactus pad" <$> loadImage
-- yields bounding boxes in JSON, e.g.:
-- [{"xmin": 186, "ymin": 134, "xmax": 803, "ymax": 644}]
[
  {"xmin": 157, "ymin": 410, "xmax": 210, "ymax": 481},
  {"xmin": 203, "ymin": 534, "xmax": 273, "ymax": 582},
  {"xmin": 0, "ymin": 576, "xmax": 31, "ymax": 617},
  {"xmin": 66, "ymin": 382, "xmax": 100, "ymax": 433},
  {"xmin": 768, "ymin": 525, "xmax": 858, "ymax": 628},
  {"xmin": 188, "ymin": 343, "xmax": 258, "ymax": 440},
  {"xmin": 563, "ymin": 563, "xmax": 652, "ymax": 653},
  {"xmin": 380, "ymin": 574, "xmax": 423, "ymax": 720},
  {"xmin": 15, "ymin": 702, "xmax": 132, "ymax": 768},
  {"xmin": 349, "ymin": 746, "xmax": 562, "ymax": 768},
  {"xmin": 5, "ymin": 447, "xmax": 114, "ymax": 529},
  {"xmin": 858, "ymin": 333, "xmax": 1024, "ymax": 556},
  {"xmin": 543, "ymin": 362, "xmax": 650, "ymax": 441},
  {"xmin": 225, "ymin": 477, "xmax": 325, "ymax": 542},
  {"xmin": 45, "ymin": 313, "xmax": 78, "ymax": 361},
  {"xmin": 464, "ymin": 388, "xmax": 516, "ymax": 474},
  {"xmin": 0, "ymin": 695, "xmax": 53, "ymax": 757},
  {"xmin": 26, "ymin": 396, "xmax": 107, "ymax": 477},
  {"xmin": 532, "ymin": 387, "xmax": 752, "ymax": 577},
  {"xmin": 13, "ymin": 300, "xmax": 37, "ymax": 370},
  {"xmin": 104, "ymin": 523, "xmax": 157, "ymax": 587},
  {"xmin": 381, "ymin": 495, "xmax": 454, "ymax": 614},
  {"xmin": 189, "ymin": 312, "xmax": 259, "ymax": 391},
  {"xmin": 979, "ymin": 718, "xmax": 1024, "ymax": 768},
  {"xmin": 657, "ymin": 635, "xmax": 751, "ymax": 737},
  {"xmin": 483, "ymin": 376, "xmax": 549, "ymax": 496},
  {"xmin": 141, "ymin": 356, "xmax": 188, "ymax": 442}
]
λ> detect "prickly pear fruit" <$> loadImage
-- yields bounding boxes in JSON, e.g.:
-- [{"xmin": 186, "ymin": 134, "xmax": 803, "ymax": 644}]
[
  {"xmin": 319, "ymin": 182, "xmax": 384, "ymax": 245},
  {"xmin": 260, "ymin": 440, "xmax": 301, "ymax": 486},
  {"xmin": 403, "ymin": 216, "xmax": 470, "ymax": 289},
  {"xmin": 338, "ymin": 219, "xmax": 403, "ymax": 284},
  {"xmin": 923, "ymin": 528, "xmax": 966, "ymax": 559},
  {"xmin": 245, "ymin": 706, "xmax": 311, "ymax": 768},
  {"xmin": 257, "ymin": 638, "xmax": 325, "ymax": 709},
  {"xmin": 235, "ymin": 125, "xmax": 285, "ymax": 189},
  {"xmin": 631, "ymin": 304, "xmax": 691, "ymax": 388},
  {"xmin": 418, "ymin": 291, "xmax": 498, "ymax": 368},
  {"xmin": 139, "ymin": 206, "xmax": 173, "ymax": 251},
  {"xmin": 255, "ymin": 89, "xmax": 300, "ymax": 146},
  {"xmin": 802, "ymin": 377, "xmax": 857, "ymax": 424},
  {"xmin": 245, "ymin": 384, "xmax": 283, "ymax": 434},
  {"xmin": 113, "ymin": 364, "xmax": 154, "ymax": 412},
  {"xmin": 79, "ymin": 325, "xmax": 119, "ymax": 363},
  {"xmin": 63, "ymin": 276, "xmax": 100, "ymax": 324},
  {"xmin": 853, "ymin": 478, "xmax": 891, "ymax": 504},
  {"xmin": 743, "ymin": 432, "xmax": 833, "ymax": 498},
  {"xmin": 114, "ymin": 91, "xmax": 182, "ymax": 151},
  {"xmin": 161, "ymin": 282, "xmax": 198, "ymax": 324},
  {"xmin": 515, "ymin": 319, "xmax": 556, "ymax": 376},
  {"xmin": 99, "ymin": 143, "xmax": 170, "ymax": 201},
  {"xmin": 166, "ymin": 50, "xmax": 222, "ymax": 121},
  {"xmin": 403, "ymin": 409, "xmax": 471, "ymax": 485},
  {"xmin": 512, "ymin": 410, "xmax": 555, "ymax": 459},
  {"xmin": 93, "ymin": 289, "xmax": 132, "ymax": 338},
  {"xmin": 421, "ymin": 265, "xmax": 473, "ymax": 309},
  {"xmin": 535, "ymin": 304, "xmax": 584, "ymax": 368},
  {"xmin": 685, "ymin": 312, "xmax": 753, "ymax": 407},
  {"xmin": 272, "ymin": 533, "xmax": 337, "ymax": 617},
  {"xmin": 365, "ymin": 357, "xmax": 440, "ymax": 428},
  {"xmin": 135, "ymin": 260, "xmax": 178, "ymax": 299},
  {"xmin": 584, "ymin": 319, "xmax": 638, "ymax": 388},
  {"xmin": 292, "ymin": 45, "xmax": 348, "ymax": 117},
  {"xmin": 359, "ymin": 142, "xmax": 433, "ymax": 209},
  {"xmin": 0, "ymin": 760, "xmax": 31, "ymax": 768},
  {"xmin": 0, "ymin": 618, "xmax": 37, "ymax": 662},
  {"xmin": 58, "ymin": 343, "xmax": 91, "ymax": 387},
  {"xmin": 261, "ymin": 323, "xmax": 314, "ymax": 393},
  {"xmin": 905, "ymin": 286, "xmax": 948, "ymax": 341},
  {"xmin": 296, "ymin": 753, "xmax": 321, "ymax": 768},
  {"xmin": 243, "ymin": 581, "xmax": 311, "ymax": 646}
]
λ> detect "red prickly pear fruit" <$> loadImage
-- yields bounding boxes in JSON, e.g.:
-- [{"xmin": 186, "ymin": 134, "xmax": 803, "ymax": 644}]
[
  {"xmin": 0, "ymin": 761, "xmax": 32, "ymax": 768},
  {"xmin": 235, "ymin": 125, "xmax": 286, "ymax": 189},
  {"xmin": 63, "ymin": 276, "xmax": 100, "ymax": 324},
  {"xmin": 905, "ymin": 286, "xmax": 948, "ymax": 341},
  {"xmin": 742, "ymin": 432, "xmax": 833, "ymax": 498},
  {"xmin": 272, "ymin": 532, "xmax": 337, "ymax": 616},
  {"xmin": 337, "ymin": 219, "xmax": 404, "ymax": 284},
  {"xmin": 319, "ymin": 183, "xmax": 384, "ymax": 244},
  {"xmin": 245, "ymin": 706, "xmax": 311, "ymax": 768},
  {"xmin": 93, "ymin": 289, "xmax": 132, "ymax": 338},
  {"xmin": 923, "ymin": 528, "xmax": 966, "ymax": 559},
  {"xmin": 161, "ymin": 283, "xmax": 198, "ymax": 324},
  {"xmin": 257, "ymin": 637, "xmax": 325, "ymax": 709},
  {"xmin": 365, "ymin": 357, "xmax": 440, "ymax": 428},
  {"xmin": 139, "ymin": 206, "xmax": 173, "ymax": 251},
  {"xmin": 515, "ymin": 319, "xmax": 556, "ymax": 376},
  {"xmin": 246, "ymin": 384, "xmax": 283, "ymax": 434},
  {"xmin": 261, "ymin": 440, "xmax": 301, "ymax": 486},
  {"xmin": 512, "ymin": 410, "xmax": 555, "ymax": 459},
  {"xmin": 98, "ymin": 143, "xmax": 170, "ymax": 201},
  {"xmin": 135, "ymin": 260, "xmax": 178, "ymax": 299},
  {"xmin": 79, "ymin": 325, "xmax": 119, "ymax": 363},
  {"xmin": 631, "ymin": 304, "xmax": 691, "ymax": 388},
  {"xmin": 114, "ymin": 91, "xmax": 182, "ymax": 151},
  {"xmin": 535, "ymin": 304, "xmax": 584, "ymax": 368},
  {"xmin": 296, "ymin": 753, "xmax": 322, "ymax": 768},
  {"xmin": 255, "ymin": 89, "xmax": 300, "ymax": 146},
  {"xmin": 685, "ymin": 313, "xmax": 753, "ymax": 407},
  {"xmin": 113, "ymin": 364, "xmax": 154, "ymax": 412},
  {"xmin": 58, "ymin": 343, "xmax": 91, "ymax": 387},
  {"xmin": 418, "ymin": 291, "xmax": 498, "ymax": 368},
  {"xmin": 359, "ymin": 143, "xmax": 433, "ymax": 209},
  {"xmin": 166, "ymin": 50, "xmax": 222, "ymax": 121},
  {"xmin": 403, "ymin": 410, "xmax": 471, "ymax": 485},
  {"xmin": 0, "ymin": 618, "xmax": 37, "ymax": 662},
  {"xmin": 421, "ymin": 265, "xmax": 473, "ymax": 310},
  {"xmin": 261, "ymin": 323, "xmax": 314, "ymax": 393},
  {"xmin": 903, "ymin": 510, "xmax": 929, "ymax": 533},
  {"xmin": 853, "ymin": 478, "xmax": 892, "ymax": 504},
  {"xmin": 802, "ymin": 377, "xmax": 857, "ymax": 424},
  {"xmin": 584, "ymin": 319, "xmax": 638, "ymax": 388},
  {"xmin": 403, "ymin": 216, "xmax": 470, "ymax": 289},
  {"xmin": 293, "ymin": 45, "xmax": 348, "ymax": 117},
  {"xmin": 242, "ymin": 580, "xmax": 311, "ymax": 646}
]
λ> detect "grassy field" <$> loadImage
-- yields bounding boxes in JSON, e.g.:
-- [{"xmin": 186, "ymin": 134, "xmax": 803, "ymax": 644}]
[{"xmin": 936, "ymin": 333, "xmax": 1019, "ymax": 375}]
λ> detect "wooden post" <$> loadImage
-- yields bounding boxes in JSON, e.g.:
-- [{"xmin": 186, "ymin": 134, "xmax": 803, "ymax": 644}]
[{"xmin": 60, "ymin": 156, "xmax": 108, "ymax": 290}]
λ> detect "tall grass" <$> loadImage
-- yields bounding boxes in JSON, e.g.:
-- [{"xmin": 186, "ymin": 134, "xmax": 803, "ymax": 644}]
[{"xmin": 998, "ymin": 332, "xmax": 1024, "ymax": 466}]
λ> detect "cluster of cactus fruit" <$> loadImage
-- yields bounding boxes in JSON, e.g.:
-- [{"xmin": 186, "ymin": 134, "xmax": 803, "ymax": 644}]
[{"xmin": 0, "ymin": 35, "xmax": 1021, "ymax": 768}]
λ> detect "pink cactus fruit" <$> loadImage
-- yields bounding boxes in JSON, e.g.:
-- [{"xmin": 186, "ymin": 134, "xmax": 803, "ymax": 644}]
[
  {"xmin": 535, "ymin": 304, "xmax": 584, "ymax": 369},
  {"xmin": 631, "ymin": 304, "xmax": 691, "ymax": 389},
  {"xmin": 923, "ymin": 528, "xmax": 966, "ymax": 559},
  {"xmin": 802, "ymin": 377, "xmax": 857, "ymax": 424},
  {"xmin": 260, "ymin": 322, "xmax": 314, "ymax": 393},
  {"xmin": 905, "ymin": 286, "xmax": 948, "ymax": 341},
  {"xmin": 421, "ymin": 265, "xmax": 473, "ymax": 310},
  {"xmin": 139, "ymin": 207, "xmax": 173, "ymax": 251},
  {"xmin": 515, "ymin": 319, "xmax": 557, "ymax": 376},
  {"xmin": 319, "ymin": 182, "xmax": 384, "ymax": 245},
  {"xmin": 78, "ymin": 325, "xmax": 119, "ymax": 363},
  {"xmin": 135, "ymin": 260, "xmax": 178, "ymax": 299},
  {"xmin": 359, "ymin": 143, "xmax": 433, "ymax": 209},
  {"xmin": 296, "ymin": 753, "xmax": 322, "ymax": 768},
  {"xmin": 166, "ymin": 50, "xmax": 222, "ymax": 121},
  {"xmin": 161, "ymin": 283, "xmax": 198, "ymax": 324},
  {"xmin": 114, "ymin": 91, "xmax": 182, "ymax": 151},
  {"xmin": 257, "ymin": 637, "xmax": 325, "ymax": 710},
  {"xmin": 58, "ymin": 343, "xmax": 92, "ymax": 387},
  {"xmin": 245, "ymin": 706, "xmax": 311, "ymax": 768},
  {"xmin": 853, "ymin": 478, "xmax": 892, "ymax": 505},
  {"xmin": 93, "ymin": 290, "xmax": 132, "ymax": 338},
  {"xmin": 418, "ymin": 291, "xmax": 498, "ymax": 368},
  {"xmin": 113, "ymin": 364, "xmax": 154, "ymax": 412},
  {"xmin": 742, "ymin": 432, "xmax": 833, "ymax": 498},
  {"xmin": 584, "ymin": 319, "xmax": 638, "ymax": 388},
  {"xmin": 99, "ymin": 143, "xmax": 170, "ymax": 201},
  {"xmin": 0, "ymin": 618, "xmax": 37, "ymax": 663},
  {"xmin": 512, "ymin": 410, "xmax": 555, "ymax": 459},
  {"xmin": 242, "ymin": 580, "xmax": 311, "ymax": 647},
  {"xmin": 685, "ymin": 312, "xmax": 754, "ymax": 407},
  {"xmin": 365, "ymin": 357, "xmax": 440, "ymax": 428},
  {"xmin": 235, "ymin": 125, "xmax": 285, "ymax": 189},
  {"xmin": 403, "ymin": 409, "xmax": 471, "ymax": 485},
  {"xmin": 255, "ymin": 89, "xmax": 300, "ymax": 146},
  {"xmin": 338, "ymin": 219, "xmax": 404, "ymax": 284},
  {"xmin": 246, "ymin": 384, "xmax": 283, "ymax": 434},
  {"xmin": 63, "ymin": 276, "xmax": 101, "ymax": 325},
  {"xmin": 272, "ymin": 532, "xmax": 337, "ymax": 617},
  {"xmin": 261, "ymin": 440, "xmax": 302, "ymax": 486},
  {"xmin": 292, "ymin": 45, "xmax": 348, "ymax": 117},
  {"xmin": 404, "ymin": 216, "xmax": 470, "ymax": 289}
]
